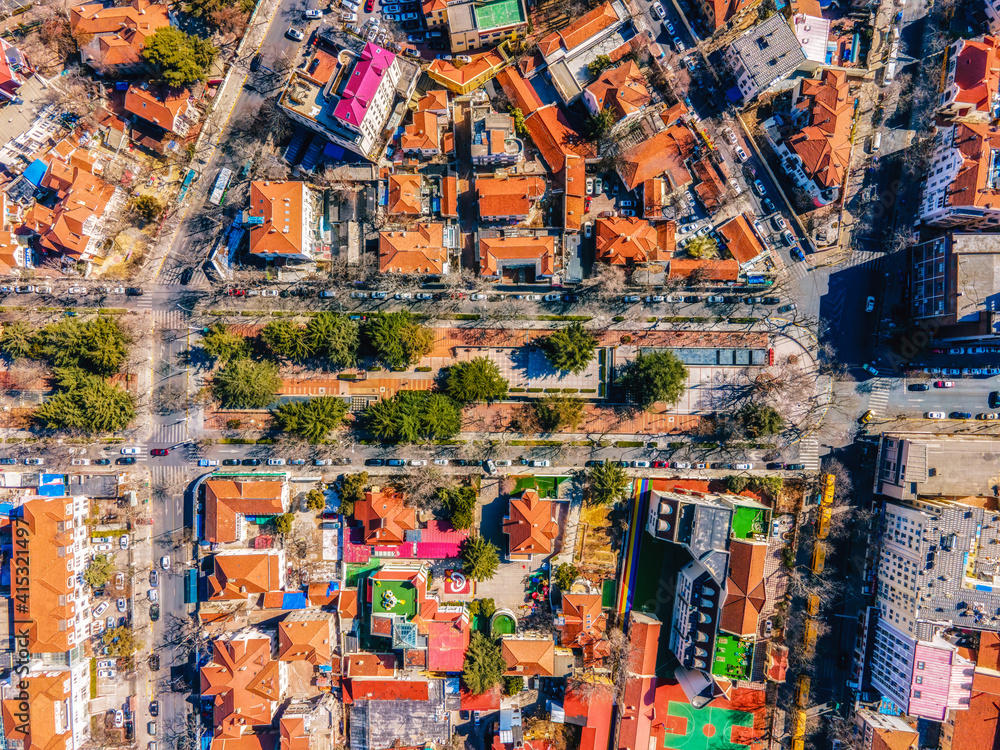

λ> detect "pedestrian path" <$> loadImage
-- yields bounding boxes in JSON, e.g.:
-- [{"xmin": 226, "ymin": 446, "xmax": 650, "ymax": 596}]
[
  {"xmin": 153, "ymin": 309, "xmax": 187, "ymax": 331},
  {"xmin": 149, "ymin": 464, "xmax": 191, "ymax": 490},
  {"xmin": 797, "ymin": 437, "xmax": 820, "ymax": 472},
  {"xmin": 867, "ymin": 377, "xmax": 894, "ymax": 417},
  {"xmin": 151, "ymin": 421, "xmax": 189, "ymax": 445}
]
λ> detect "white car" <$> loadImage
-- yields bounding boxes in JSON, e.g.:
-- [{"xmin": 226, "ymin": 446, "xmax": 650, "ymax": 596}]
[
  {"xmin": 263, "ymin": 290, "xmax": 279, "ymax": 297},
  {"xmin": 532, "ymin": 460, "xmax": 551, "ymax": 467},
  {"xmin": 926, "ymin": 412, "xmax": 946, "ymax": 419},
  {"xmin": 119, "ymin": 535, "xmax": 129, "ymax": 550},
  {"xmin": 286, "ymin": 27, "xmax": 305, "ymax": 40},
  {"xmin": 304, "ymin": 8, "xmax": 323, "ymax": 17},
  {"xmin": 646, "ymin": 295, "xmax": 665, "ymax": 303},
  {"xmin": 948, "ymin": 347, "xmax": 965, "ymax": 355},
  {"xmin": 371, "ymin": 291, "xmax": 389, "ymax": 299},
  {"xmin": 735, "ymin": 463, "xmax": 753, "ymax": 470},
  {"xmin": 471, "ymin": 293, "xmax": 488, "ymax": 301},
  {"xmin": 95, "ymin": 543, "xmax": 113, "ymax": 552},
  {"xmin": 94, "ymin": 601, "xmax": 110, "ymax": 618},
  {"xmin": 116, "ymin": 597, "xmax": 127, "ymax": 612},
  {"xmin": 735, "ymin": 146, "xmax": 749, "ymax": 161},
  {"xmin": 110, "ymin": 286, "xmax": 125, "ymax": 294},
  {"xmin": 35, "ymin": 286, "xmax": 51, "ymax": 294},
  {"xmin": 67, "ymin": 286, "xmax": 87, "ymax": 295},
  {"xmin": 494, "ymin": 460, "xmax": 513, "ymax": 467},
  {"xmin": 313, "ymin": 458, "xmax": 333, "ymax": 466},
  {"xmin": 622, "ymin": 295, "xmax": 640, "ymax": 303},
  {"xmin": 409, "ymin": 459, "xmax": 427, "ymax": 466},
  {"xmin": 865, "ymin": 296, "xmax": 875, "ymax": 313},
  {"xmin": 416, "ymin": 293, "xmax": 434, "ymax": 300},
  {"xmin": 71, "ymin": 458, "xmax": 90, "ymax": 465},
  {"xmin": 433, "ymin": 459, "xmax": 449, "ymax": 466},
  {"xmin": 350, "ymin": 291, "xmax": 368, "ymax": 298},
  {"xmin": 632, "ymin": 460, "xmax": 651, "ymax": 468},
  {"xmin": 543, "ymin": 294, "xmax": 561, "ymax": 301},
  {"xmin": 266, "ymin": 458, "xmax": 286, "ymax": 466},
  {"xmin": 148, "ymin": 589, "xmax": 158, "ymax": 602},
  {"xmin": 114, "ymin": 710, "xmax": 124, "ymax": 728},
  {"xmin": 121, "ymin": 447, "xmax": 140, "ymax": 455},
  {"xmin": 671, "ymin": 462, "xmax": 691, "ymax": 469},
  {"xmin": 23, "ymin": 458, "xmax": 43, "ymax": 465},
  {"xmin": 97, "ymin": 659, "xmax": 115, "ymax": 669},
  {"xmin": 725, "ymin": 129, "xmax": 738, "ymax": 146},
  {"xmin": 729, "ymin": 178, "xmax": 742, "ymax": 195},
  {"xmin": 160, "ymin": 556, "xmax": 171, "ymax": 570},
  {"xmin": 98, "ymin": 669, "xmax": 116, "ymax": 679},
  {"xmin": 395, "ymin": 292, "xmax": 412, "ymax": 300}
]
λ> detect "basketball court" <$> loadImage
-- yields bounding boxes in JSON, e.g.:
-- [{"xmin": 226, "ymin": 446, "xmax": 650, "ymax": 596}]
[{"xmin": 661, "ymin": 701, "xmax": 754, "ymax": 750}]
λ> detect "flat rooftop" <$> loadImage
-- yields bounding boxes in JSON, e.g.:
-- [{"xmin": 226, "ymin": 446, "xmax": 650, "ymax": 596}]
[{"xmin": 474, "ymin": 0, "xmax": 524, "ymax": 29}]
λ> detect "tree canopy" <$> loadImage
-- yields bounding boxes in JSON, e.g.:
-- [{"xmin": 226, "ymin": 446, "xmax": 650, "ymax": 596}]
[
  {"xmin": 273, "ymin": 513, "xmax": 294, "ymax": 534},
  {"xmin": 305, "ymin": 312, "xmax": 359, "ymax": 368},
  {"xmin": 554, "ymin": 562, "xmax": 578, "ymax": 590},
  {"xmin": 365, "ymin": 312, "xmax": 433, "ymax": 369},
  {"xmin": 541, "ymin": 323, "xmax": 598, "ymax": 374},
  {"xmin": 306, "ymin": 489, "xmax": 326, "ymax": 512},
  {"xmin": 587, "ymin": 54, "xmax": 613, "ymax": 76},
  {"xmin": 338, "ymin": 472, "xmax": 368, "ymax": 516},
  {"xmin": 212, "ymin": 359, "xmax": 281, "ymax": 409},
  {"xmin": 438, "ymin": 485, "xmax": 478, "ymax": 530},
  {"xmin": 83, "ymin": 554, "xmax": 114, "ymax": 587},
  {"xmin": 445, "ymin": 357, "xmax": 508, "ymax": 404},
  {"xmin": 103, "ymin": 626, "xmax": 142, "ymax": 658},
  {"xmin": 33, "ymin": 368, "xmax": 136, "ymax": 433},
  {"xmin": 31, "ymin": 316, "xmax": 132, "ymax": 376},
  {"xmin": 461, "ymin": 535, "xmax": 500, "ymax": 581},
  {"xmin": 737, "ymin": 402, "xmax": 785, "ymax": 437},
  {"xmin": 271, "ymin": 397, "xmax": 348, "ymax": 443},
  {"xmin": 619, "ymin": 351, "xmax": 688, "ymax": 410},
  {"xmin": 534, "ymin": 395, "xmax": 584, "ymax": 432},
  {"xmin": 0, "ymin": 321, "xmax": 34, "ymax": 359},
  {"xmin": 585, "ymin": 460, "xmax": 629, "ymax": 507},
  {"xmin": 462, "ymin": 631, "xmax": 505, "ymax": 695},
  {"xmin": 201, "ymin": 323, "xmax": 250, "ymax": 364},
  {"xmin": 363, "ymin": 391, "xmax": 460, "ymax": 443},
  {"xmin": 142, "ymin": 28, "xmax": 217, "ymax": 86},
  {"xmin": 261, "ymin": 320, "xmax": 314, "ymax": 362}
]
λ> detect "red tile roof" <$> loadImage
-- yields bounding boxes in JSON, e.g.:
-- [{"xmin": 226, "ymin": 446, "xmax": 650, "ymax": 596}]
[
  {"xmin": 210, "ymin": 736, "xmax": 279, "ymax": 750},
  {"xmin": 400, "ymin": 111, "xmax": 440, "ymax": 153},
  {"xmin": 501, "ymin": 638, "xmax": 555, "ymax": 676},
  {"xmin": 496, "ymin": 67, "xmax": 543, "ymax": 114},
  {"xmin": 201, "ymin": 635, "xmax": 282, "ymax": 738},
  {"xmin": 564, "ymin": 685, "xmax": 614, "ymax": 750},
  {"xmin": 720, "ymin": 541, "xmax": 767, "ymax": 636},
  {"xmin": 426, "ymin": 609, "xmax": 471, "ymax": 672},
  {"xmin": 344, "ymin": 652, "xmax": 396, "ymax": 677},
  {"xmin": 379, "ymin": 223, "xmax": 448, "ymax": 274},
  {"xmin": 719, "ymin": 214, "xmax": 767, "ymax": 265},
  {"xmin": 950, "ymin": 37, "xmax": 1000, "ymax": 116},
  {"xmin": 538, "ymin": 2, "xmax": 619, "ymax": 57},
  {"xmin": 766, "ymin": 643, "xmax": 788, "ymax": 683},
  {"xmin": 595, "ymin": 216, "xmax": 664, "ymax": 264},
  {"xmin": 1, "ymin": 672, "xmax": 71, "ymax": 750},
  {"xmin": 702, "ymin": 0, "xmax": 754, "ymax": 29},
  {"xmin": 205, "ymin": 480, "xmax": 286, "ymax": 544},
  {"xmin": 476, "ymin": 175, "xmax": 546, "ymax": 218},
  {"xmin": 277, "ymin": 614, "xmax": 334, "ymax": 664},
  {"xmin": 618, "ymin": 125, "xmax": 696, "ymax": 190},
  {"xmin": 560, "ymin": 593, "xmax": 607, "ymax": 648},
  {"xmin": 71, "ymin": 0, "xmax": 169, "ymax": 69},
  {"xmin": 248, "ymin": 182, "xmax": 309, "ymax": 257},
  {"xmin": 460, "ymin": 686, "xmax": 503, "ymax": 710},
  {"xmin": 24, "ymin": 166, "xmax": 116, "ymax": 259},
  {"xmin": 523, "ymin": 104, "xmax": 597, "ymax": 173},
  {"xmin": 353, "ymin": 488, "xmax": 417, "ymax": 545},
  {"xmin": 124, "ymin": 83, "xmax": 192, "ymax": 132},
  {"xmin": 787, "ymin": 70, "xmax": 853, "ymax": 192},
  {"xmin": 504, "ymin": 489, "xmax": 558, "ymax": 555},
  {"xmin": 562, "ymin": 154, "xmax": 586, "ymax": 232},
  {"xmin": 585, "ymin": 61, "xmax": 651, "ymax": 121},
  {"xmin": 616, "ymin": 677, "xmax": 656, "ymax": 750},
  {"xmin": 668, "ymin": 258, "xmax": 739, "ymax": 281},
  {"xmin": 207, "ymin": 553, "xmax": 283, "ymax": 600},
  {"xmin": 479, "ymin": 236, "xmax": 555, "ymax": 278},
  {"xmin": 342, "ymin": 679, "xmax": 431, "ymax": 703},
  {"xmin": 443, "ymin": 173, "xmax": 458, "ymax": 218},
  {"xmin": 388, "ymin": 174, "xmax": 423, "ymax": 215},
  {"xmin": 417, "ymin": 89, "xmax": 449, "ymax": 113}
]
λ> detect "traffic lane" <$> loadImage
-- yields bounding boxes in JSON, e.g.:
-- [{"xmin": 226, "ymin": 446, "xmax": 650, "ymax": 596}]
[{"xmin": 888, "ymin": 379, "xmax": 999, "ymax": 411}]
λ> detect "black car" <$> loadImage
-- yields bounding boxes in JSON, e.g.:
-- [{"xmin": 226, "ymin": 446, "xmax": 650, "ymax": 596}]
[
  {"xmin": 124, "ymin": 721, "xmax": 134, "ymax": 742},
  {"xmin": 125, "ymin": 287, "xmax": 143, "ymax": 296},
  {"xmin": 365, "ymin": 459, "xmax": 385, "ymax": 466},
  {"xmin": 683, "ymin": 295, "xmax": 700, "ymax": 303},
  {"xmin": 455, "ymin": 459, "xmax": 469, "ymax": 466},
  {"xmin": 762, "ymin": 198, "xmax": 776, "ymax": 213},
  {"xmin": 761, "ymin": 297, "xmax": 780, "ymax": 305},
  {"xmin": 94, "ymin": 458, "xmax": 111, "ymax": 465},
  {"xmin": 149, "ymin": 654, "xmax": 160, "ymax": 671},
  {"xmin": 952, "ymin": 411, "xmax": 973, "ymax": 419},
  {"xmin": 0, "ymin": 458, "xmax": 15, "ymax": 465},
  {"xmin": 991, "ymin": 391, "xmax": 1000, "ymax": 408},
  {"xmin": 149, "ymin": 701, "xmax": 159, "ymax": 717},
  {"xmin": 222, "ymin": 459, "xmax": 241, "ymax": 466},
  {"xmin": 150, "ymin": 604, "xmax": 160, "ymax": 621},
  {"xmin": 908, "ymin": 383, "xmax": 930, "ymax": 391},
  {"xmin": 786, "ymin": 464, "xmax": 806, "ymax": 470},
  {"xmin": 117, "ymin": 457, "xmax": 136, "ymax": 465},
  {"xmin": 180, "ymin": 268, "xmax": 194, "ymax": 285},
  {"xmin": 766, "ymin": 462, "xmax": 785, "ymax": 470},
  {"xmin": 242, "ymin": 458, "xmax": 262, "ymax": 466},
  {"xmin": 563, "ymin": 294, "xmax": 579, "ymax": 302},
  {"xmin": 585, "ymin": 460, "xmax": 601, "ymax": 466}
]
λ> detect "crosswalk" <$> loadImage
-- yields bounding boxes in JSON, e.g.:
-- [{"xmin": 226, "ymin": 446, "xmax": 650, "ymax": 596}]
[
  {"xmin": 798, "ymin": 437, "xmax": 820, "ymax": 472},
  {"xmin": 867, "ymin": 377, "xmax": 894, "ymax": 417},
  {"xmin": 151, "ymin": 421, "xmax": 190, "ymax": 445},
  {"xmin": 149, "ymin": 464, "xmax": 192, "ymax": 491},
  {"xmin": 153, "ymin": 309, "xmax": 188, "ymax": 332},
  {"xmin": 845, "ymin": 247, "xmax": 888, "ymax": 271}
]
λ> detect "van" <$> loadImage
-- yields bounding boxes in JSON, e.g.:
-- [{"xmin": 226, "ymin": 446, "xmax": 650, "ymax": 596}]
[
  {"xmin": 427, "ymin": 30, "xmax": 442, "ymax": 38},
  {"xmin": 148, "ymin": 722, "xmax": 157, "ymax": 736},
  {"xmin": 319, "ymin": 290, "xmax": 336, "ymax": 298},
  {"xmin": 870, "ymin": 132, "xmax": 882, "ymax": 152},
  {"xmin": 340, "ymin": 12, "xmax": 356, "ymax": 21}
]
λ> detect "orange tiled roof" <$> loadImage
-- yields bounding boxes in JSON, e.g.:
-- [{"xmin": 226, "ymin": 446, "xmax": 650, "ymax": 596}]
[
  {"xmin": 248, "ymin": 181, "xmax": 309, "ymax": 257},
  {"xmin": 25, "ymin": 166, "xmax": 115, "ymax": 260},
  {"xmin": 504, "ymin": 489, "xmax": 558, "ymax": 555},
  {"xmin": 208, "ymin": 553, "xmax": 283, "ymax": 600},
  {"xmin": 719, "ymin": 213, "xmax": 767, "ymax": 265},
  {"xmin": 345, "ymin": 652, "xmax": 396, "ymax": 677},
  {"xmin": 476, "ymin": 175, "xmax": 545, "ymax": 218},
  {"xmin": 497, "ymin": 67, "xmax": 544, "ymax": 114},
  {"xmin": 786, "ymin": 70, "xmax": 853, "ymax": 191},
  {"xmin": 72, "ymin": 0, "xmax": 168, "ymax": 68},
  {"xmin": 585, "ymin": 61, "xmax": 650, "ymax": 121},
  {"xmin": 523, "ymin": 104, "xmax": 597, "ymax": 173},
  {"xmin": 277, "ymin": 614, "xmax": 334, "ymax": 665},
  {"xmin": 691, "ymin": 157, "xmax": 726, "ymax": 212},
  {"xmin": 501, "ymin": 637, "xmax": 555, "ymax": 676},
  {"xmin": 618, "ymin": 125, "xmax": 695, "ymax": 191},
  {"xmin": 379, "ymin": 223, "xmax": 448, "ymax": 274},
  {"xmin": 124, "ymin": 84, "xmax": 192, "ymax": 131},
  {"xmin": 643, "ymin": 178, "xmax": 663, "ymax": 219},
  {"xmin": 204, "ymin": 480, "xmax": 285, "ymax": 544},
  {"xmin": 702, "ymin": 0, "xmax": 754, "ymax": 29},
  {"xmin": 479, "ymin": 236, "xmax": 555, "ymax": 278},
  {"xmin": 668, "ymin": 257, "xmax": 738, "ymax": 281},
  {"xmin": 201, "ymin": 635, "xmax": 282, "ymax": 738},
  {"xmin": 595, "ymin": 216, "xmax": 663, "ymax": 264},
  {"xmin": 422, "ymin": 0, "xmax": 448, "ymax": 11},
  {"xmin": 562, "ymin": 154, "xmax": 586, "ymax": 231},
  {"xmin": 14, "ymin": 497, "xmax": 79, "ymax": 654},
  {"xmin": 417, "ymin": 89, "xmax": 449, "ymax": 113},
  {"xmin": 353, "ymin": 488, "xmax": 417, "ymax": 544},
  {"xmin": 720, "ymin": 540, "xmax": 767, "ymax": 636},
  {"xmin": 1, "ymin": 671, "xmax": 71, "ymax": 750},
  {"xmin": 388, "ymin": 173, "xmax": 423, "ymax": 215},
  {"xmin": 538, "ymin": 2, "xmax": 619, "ymax": 57},
  {"xmin": 427, "ymin": 51, "xmax": 505, "ymax": 87},
  {"xmin": 443, "ymin": 173, "xmax": 458, "ymax": 218},
  {"xmin": 949, "ymin": 37, "xmax": 1000, "ymax": 115},
  {"xmin": 560, "ymin": 593, "xmax": 607, "ymax": 648},
  {"xmin": 400, "ymin": 110, "xmax": 441, "ymax": 153},
  {"xmin": 279, "ymin": 717, "xmax": 308, "ymax": 750}
]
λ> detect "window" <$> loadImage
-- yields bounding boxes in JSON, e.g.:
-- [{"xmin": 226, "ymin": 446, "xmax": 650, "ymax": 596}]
[
  {"xmin": 917, "ymin": 661, "xmax": 925, "ymax": 669},
  {"xmin": 915, "ymin": 676, "xmax": 922, "ymax": 684},
  {"xmin": 914, "ymin": 690, "xmax": 922, "ymax": 698}
]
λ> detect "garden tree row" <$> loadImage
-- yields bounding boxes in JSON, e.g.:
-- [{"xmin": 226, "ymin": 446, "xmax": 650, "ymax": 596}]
[
  {"xmin": 620, "ymin": 350, "xmax": 688, "ymax": 410},
  {"xmin": 539, "ymin": 322, "xmax": 598, "ymax": 375}
]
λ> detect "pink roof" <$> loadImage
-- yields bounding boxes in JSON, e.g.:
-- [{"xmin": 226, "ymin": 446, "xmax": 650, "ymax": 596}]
[{"xmin": 333, "ymin": 42, "xmax": 396, "ymax": 127}]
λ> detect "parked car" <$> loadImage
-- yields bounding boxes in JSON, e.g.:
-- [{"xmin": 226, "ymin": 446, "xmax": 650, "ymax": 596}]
[
  {"xmin": 735, "ymin": 463, "xmax": 753, "ymax": 470},
  {"xmin": 935, "ymin": 381, "xmax": 955, "ymax": 388},
  {"xmin": 222, "ymin": 459, "xmax": 240, "ymax": 466},
  {"xmin": 735, "ymin": 145, "xmax": 748, "ymax": 161},
  {"xmin": 977, "ymin": 413, "xmax": 1000, "ymax": 420},
  {"xmin": 304, "ymin": 8, "xmax": 323, "ymax": 17},
  {"xmin": 286, "ymin": 27, "xmax": 305, "ymax": 39},
  {"xmin": 952, "ymin": 411, "xmax": 973, "ymax": 419},
  {"xmin": 150, "ymin": 604, "xmax": 160, "ymax": 621},
  {"xmin": 94, "ymin": 601, "xmax": 110, "ymax": 618},
  {"xmin": 198, "ymin": 459, "xmax": 220, "ymax": 467},
  {"xmin": 147, "ymin": 589, "xmax": 158, "ymax": 602},
  {"xmin": 116, "ymin": 598, "xmax": 127, "ymax": 612},
  {"xmin": 150, "ymin": 449, "xmax": 169, "ymax": 456},
  {"xmin": 632, "ymin": 460, "xmax": 651, "ymax": 468},
  {"xmin": 160, "ymin": 556, "xmax": 171, "ymax": 570},
  {"xmin": 267, "ymin": 459, "xmax": 286, "ymax": 466},
  {"xmin": 865, "ymin": 296, "xmax": 875, "ymax": 312},
  {"xmin": 777, "ymin": 303, "xmax": 796, "ymax": 314},
  {"xmin": 149, "ymin": 654, "xmax": 160, "ymax": 671},
  {"xmin": 908, "ymin": 383, "xmax": 930, "ymax": 391},
  {"xmin": 121, "ymin": 447, "xmax": 140, "ymax": 455},
  {"xmin": 149, "ymin": 701, "xmax": 160, "ymax": 717},
  {"xmin": 71, "ymin": 458, "xmax": 90, "ymax": 466},
  {"xmin": 531, "ymin": 460, "xmax": 552, "ymax": 467},
  {"xmin": 23, "ymin": 458, "xmax": 43, "ymax": 465},
  {"xmin": 119, "ymin": 535, "xmax": 129, "ymax": 550},
  {"xmin": 150, "ymin": 570, "xmax": 159, "ymax": 586}
]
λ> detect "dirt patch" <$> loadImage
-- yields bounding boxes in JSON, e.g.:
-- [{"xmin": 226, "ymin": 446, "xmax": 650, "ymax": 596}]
[
  {"xmin": 576, "ymin": 504, "xmax": 617, "ymax": 578},
  {"xmin": 287, "ymin": 659, "xmax": 321, "ymax": 698}
]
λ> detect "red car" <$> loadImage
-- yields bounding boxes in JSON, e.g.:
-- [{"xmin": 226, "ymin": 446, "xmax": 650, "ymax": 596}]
[
  {"xmin": 934, "ymin": 381, "xmax": 955, "ymax": 388},
  {"xmin": 365, "ymin": 0, "xmax": 374, "ymax": 11},
  {"xmin": 652, "ymin": 461, "xmax": 668, "ymax": 468},
  {"xmin": 150, "ymin": 449, "xmax": 170, "ymax": 456}
]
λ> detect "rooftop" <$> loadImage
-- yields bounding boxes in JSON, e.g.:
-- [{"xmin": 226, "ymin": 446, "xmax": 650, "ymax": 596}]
[
  {"xmin": 727, "ymin": 14, "xmax": 805, "ymax": 99},
  {"xmin": 332, "ymin": 42, "xmax": 396, "ymax": 127},
  {"xmin": 379, "ymin": 223, "xmax": 449, "ymax": 274}
]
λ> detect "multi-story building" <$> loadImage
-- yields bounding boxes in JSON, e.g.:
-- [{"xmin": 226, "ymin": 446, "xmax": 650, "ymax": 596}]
[
  {"xmin": 70, "ymin": 0, "xmax": 169, "ymax": 76},
  {"xmin": 204, "ymin": 478, "xmax": 291, "ymax": 544},
  {"xmin": 7, "ymin": 495, "xmax": 94, "ymax": 749},
  {"xmin": 937, "ymin": 37, "xmax": 1000, "ymax": 122},
  {"xmin": 246, "ymin": 181, "xmax": 320, "ymax": 263},
  {"xmin": 582, "ymin": 60, "xmax": 651, "ymax": 126},
  {"xmin": 852, "ymin": 708, "xmax": 919, "ymax": 750},
  {"xmin": 470, "ymin": 104, "xmax": 523, "ymax": 167},
  {"xmin": 478, "ymin": 234, "xmax": 556, "ymax": 282},
  {"xmin": 475, "ymin": 175, "xmax": 545, "ymax": 222},
  {"xmin": 379, "ymin": 223, "xmax": 454, "ymax": 275},
  {"xmin": 595, "ymin": 216, "xmax": 668, "ymax": 266},
  {"xmin": 764, "ymin": 70, "xmax": 853, "ymax": 207},
  {"xmin": 918, "ymin": 121, "xmax": 1000, "ymax": 230},
  {"xmin": 940, "ymin": 632, "xmax": 1000, "ymax": 750},
  {"xmin": 444, "ymin": 0, "xmax": 527, "ymax": 53},
  {"xmin": 723, "ymin": 14, "xmax": 805, "ymax": 103},
  {"xmin": 282, "ymin": 36, "xmax": 413, "ymax": 162}
]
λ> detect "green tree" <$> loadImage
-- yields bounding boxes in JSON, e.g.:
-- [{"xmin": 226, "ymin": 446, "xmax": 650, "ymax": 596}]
[
  {"xmin": 33, "ymin": 316, "xmax": 131, "ymax": 376},
  {"xmin": 201, "ymin": 323, "xmax": 250, "ymax": 364},
  {"xmin": 212, "ymin": 359, "xmax": 281, "ymax": 408},
  {"xmin": 0, "ymin": 321, "xmax": 35, "ymax": 359},
  {"xmin": 142, "ymin": 28, "xmax": 217, "ymax": 86},
  {"xmin": 620, "ymin": 351, "xmax": 688, "ymax": 410},
  {"xmin": 365, "ymin": 312, "xmax": 434, "ymax": 369},
  {"xmin": 130, "ymin": 194, "xmax": 163, "ymax": 223},
  {"xmin": 338, "ymin": 472, "xmax": 368, "ymax": 516},
  {"xmin": 445, "ymin": 358, "xmax": 508, "ymax": 404},
  {"xmin": 185, "ymin": 0, "xmax": 237, "ymax": 18},
  {"xmin": 306, "ymin": 312, "xmax": 359, "ymax": 367},
  {"xmin": 504, "ymin": 676, "xmax": 525, "ymax": 695},
  {"xmin": 462, "ymin": 631, "xmax": 505, "ymax": 695},
  {"xmin": 461, "ymin": 535, "xmax": 500, "ymax": 581},
  {"xmin": 102, "ymin": 626, "xmax": 142, "ymax": 659},
  {"xmin": 364, "ymin": 391, "xmax": 460, "ymax": 443},
  {"xmin": 306, "ymin": 489, "xmax": 326, "ymax": 511},
  {"xmin": 33, "ymin": 369, "xmax": 136, "ymax": 433},
  {"xmin": 479, "ymin": 597, "xmax": 496, "ymax": 619},
  {"xmin": 83, "ymin": 554, "xmax": 114, "ymax": 587},
  {"xmin": 533, "ymin": 395, "xmax": 584, "ymax": 432},
  {"xmin": 439, "ymin": 485, "xmax": 478, "ymax": 530},
  {"xmin": 726, "ymin": 475, "xmax": 749, "ymax": 493},
  {"xmin": 261, "ymin": 320, "xmax": 315, "ymax": 362},
  {"xmin": 271, "ymin": 397, "xmax": 348, "ymax": 443},
  {"xmin": 686, "ymin": 235, "xmax": 719, "ymax": 259},
  {"xmin": 510, "ymin": 106, "xmax": 527, "ymax": 136},
  {"xmin": 737, "ymin": 402, "xmax": 785, "ymax": 438},
  {"xmin": 541, "ymin": 323, "xmax": 597, "ymax": 374},
  {"xmin": 587, "ymin": 54, "xmax": 613, "ymax": 76},
  {"xmin": 554, "ymin": 562, "xmax": 578, "ymax": 590},
  {"xmin": 273, "ymin": 513, "xmax": 294, "ymax": 534},
  {"xmin": 583, "ymin": 107, "xmax": 616, "ymax": 141},
  {"xmin": 586, "ymin": 460, "xmax": 629, "ymax": 506}
]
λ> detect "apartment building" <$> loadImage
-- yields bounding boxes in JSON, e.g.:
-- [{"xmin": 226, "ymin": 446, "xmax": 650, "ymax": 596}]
[
  {"xmin": 379, "ymin": 223, "xmax": 453, "ymax": 275},
  {"xmin": 125, "ymin": 83, "xmax": 199, "ymax": 140},
  {"xmin": 204, "ymin": 478, "xmax": 291, "ymax": 544},
  {"xmin": 583, "ymin": 61, "xmax": 652, "ymax": 125},
  {"xmin": 918, "ymin": 121, "xmax": 1000, "ymax": 230},
  {"xmin": 246, "ymin": 181, "xmax": 320, "ymax": 263},
  {"xmin": 445, "ymin": 0, "xmax": 527, "ymax": 53},
  {"xmin": 723, "ymin": 15, "xmax": 805, "ymax": 103},
  {"xmin": 937, "ymin": 37, "xmax": 1000, "ymax": 122}
]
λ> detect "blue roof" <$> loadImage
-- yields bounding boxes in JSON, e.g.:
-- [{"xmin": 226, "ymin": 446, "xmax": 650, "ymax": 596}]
[
  {"xmin": 323, "ymin": 142, "xmax": 345, "ymax": 159},
  {"xmin": 282, "ymin": 592, "xmax": 309, "ymax": 609},
  {"xmin": 37, "ymin": 474, "xmax": 66, "ymax": 497},
  {"xmin": 23, "ymin": 159, "xmax": 47, "ymax": 187}
]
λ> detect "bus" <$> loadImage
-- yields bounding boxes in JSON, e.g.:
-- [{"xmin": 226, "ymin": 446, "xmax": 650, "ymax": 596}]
[
  {"xmin": 796, "ymin": 676, "xmax": 811, "ymax": 708},
  {"xmin": 184, "ymin": 569, "xmax": 198, "ymax": 604},
  {"xmin": 820, "ymin": 473, "xmax": 835, "ymax": 506},
  {"xmin": 816, "ymin": 506, "xmax": 832, "ymax": 540},
  {"xmin": 812, "ymin": 543, "xmax": 826, "ymax": 575},
  {"xmin": 208, "ymin": 167, "xmax": 233, "ymax": 206}
]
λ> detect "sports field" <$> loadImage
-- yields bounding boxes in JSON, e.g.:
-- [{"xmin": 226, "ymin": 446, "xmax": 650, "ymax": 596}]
[
  {"xmin": 661, "ymin": 700, "xmax": 754, "ymax": 750},
  {"xmin": 370, "ymin": 578, "xmax": 417, "ymax": 619},
  {"xmin": 513, "ymin": 476, "xmax": 567, "ymax": 498},
  {"xmin": 712, "ymin": 634, "xmax": 752, "ymax": 680},
  {"xmin": 473, "ymin": 0, "xmax": 524, "ymax": 29}
]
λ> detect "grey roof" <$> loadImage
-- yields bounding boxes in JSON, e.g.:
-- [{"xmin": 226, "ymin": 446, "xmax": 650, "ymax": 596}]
[
  {"xmin": 728, "ymin": 15, "xmax": 804, "ymax": 97},
  {"xmin": 349, "ymin": 679, "xmax": 450, "ymax": 750},
  {"xmin": 0, "ymin": 75, "xmax": 50, "ymax": 151},
  {"xmin": 448, "ymin": 0, "xmax": 476, "ymax": 33}
]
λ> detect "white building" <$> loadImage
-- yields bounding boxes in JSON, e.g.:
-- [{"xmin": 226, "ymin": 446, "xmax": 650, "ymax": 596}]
[
  {"xmin": 936, "ymin": 37, "xmax": 1000, "ymax": 122},
  {"xmin": 723, "ymin": 14, "xmax": 805, "ymax": 103},
  {"xmin": 917, "ymin": 121, "xmax": 1000, "ymax": 230}
]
